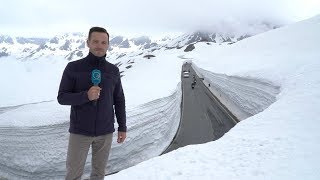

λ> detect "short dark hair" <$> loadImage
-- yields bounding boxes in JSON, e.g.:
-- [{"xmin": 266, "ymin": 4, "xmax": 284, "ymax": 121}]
[{"xmin": 88, "ymin": 27, "xmax": 109, "ymax": 42}]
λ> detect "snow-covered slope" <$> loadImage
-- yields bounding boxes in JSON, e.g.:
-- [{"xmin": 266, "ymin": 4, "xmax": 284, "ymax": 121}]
[{"xmin": 107, "ymin": 15, "xmax": 320, "ymax": 180}]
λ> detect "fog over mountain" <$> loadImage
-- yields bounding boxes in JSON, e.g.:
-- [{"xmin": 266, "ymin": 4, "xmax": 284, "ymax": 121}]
[{"xmin": 1, "ymin": 0, "xmax": 318, "ymax": 37}]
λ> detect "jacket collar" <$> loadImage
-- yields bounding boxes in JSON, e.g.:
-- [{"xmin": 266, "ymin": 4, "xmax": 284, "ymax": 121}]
[{"xmin": 86, "ymin": 52, "xmax": 106, "ymax": 66}]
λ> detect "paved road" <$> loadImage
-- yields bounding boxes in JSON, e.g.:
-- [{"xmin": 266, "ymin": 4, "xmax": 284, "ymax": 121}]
[{"xmin": 163, "ymin": 63, "xmax": 238, "ymax": 153}]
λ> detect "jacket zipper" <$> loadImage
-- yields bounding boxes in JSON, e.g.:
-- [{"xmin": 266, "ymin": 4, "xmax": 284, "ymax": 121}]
[{"xmin": 94, "ymin": 59, "xmax": 101, "ymax": 136}]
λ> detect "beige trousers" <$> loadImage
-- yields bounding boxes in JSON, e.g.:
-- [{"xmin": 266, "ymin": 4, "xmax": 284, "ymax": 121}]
[{"xmin": 65, "ymin": 133, "xmax": 113, "ymax": 180}]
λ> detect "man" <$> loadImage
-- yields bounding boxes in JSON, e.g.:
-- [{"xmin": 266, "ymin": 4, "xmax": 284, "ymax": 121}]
[{"xmin": 57, "ymin": 27, "xmax": 126, "ymax": 180}]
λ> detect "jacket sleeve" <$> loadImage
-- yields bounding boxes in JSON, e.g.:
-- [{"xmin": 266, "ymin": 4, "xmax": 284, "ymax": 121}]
[
  {"xmin": 57, "ymin": 63, "xmax": 90, "ymax": 106},
  {"xmin": 113, "ymin": 71, "xmax": 127, "ymax": 132}
]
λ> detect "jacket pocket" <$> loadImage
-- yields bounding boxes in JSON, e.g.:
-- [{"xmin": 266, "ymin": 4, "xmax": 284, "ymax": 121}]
[{"xmin": 76, "ymin": 103, "xmax": 96, "ymax": 130}]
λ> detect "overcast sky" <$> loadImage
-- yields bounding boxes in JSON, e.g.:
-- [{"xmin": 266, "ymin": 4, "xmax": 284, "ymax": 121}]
[{"xmin": 1, "ymin": 0, "xmax": 319, "ymax": 38}]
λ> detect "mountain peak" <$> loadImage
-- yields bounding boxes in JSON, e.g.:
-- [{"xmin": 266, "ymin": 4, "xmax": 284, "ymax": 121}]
[{"xmin": 0, "ymin": 35, "xmax": 14, "ymax": 44}]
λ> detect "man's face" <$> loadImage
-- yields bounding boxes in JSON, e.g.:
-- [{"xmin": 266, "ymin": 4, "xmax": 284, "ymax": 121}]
[{"xmin": 87, "ymin": 32, "xmax": 109, "ymax": 57}]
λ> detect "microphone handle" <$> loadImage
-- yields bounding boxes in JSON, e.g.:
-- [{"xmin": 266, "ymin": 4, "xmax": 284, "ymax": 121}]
[{"xmin": 92, "ymin": 84, "xmax": 99, "ymax": 106}]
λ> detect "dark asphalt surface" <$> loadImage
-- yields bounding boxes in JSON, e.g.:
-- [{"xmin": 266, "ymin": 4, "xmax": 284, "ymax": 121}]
[{"xmin": 163, "ymin": 63, "xmax": 238, "ymax": 153}]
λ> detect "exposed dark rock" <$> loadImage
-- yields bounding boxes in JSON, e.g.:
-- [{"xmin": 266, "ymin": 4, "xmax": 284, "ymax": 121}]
[
  {"xmin": 127, "ymin": 60, "xmax": 135, "ymax": 64},
  {"xmin": 78, "ymin": 42, "xmax": 85, "ymax": 49},
  {"xmin": 23, "ymin": 48, "xmax": 31, "ymax": 52},
  {"xmin": 221, "ymin": 36, "xmax": 232, "ymax": 42},
  {"xmin": 0, "ymin": 51, "xmax": 9, "ymax": 58},
  {"xmin": 125, "ymin": 65, "xmax": 132, "ymax": 69},
  {"xmin": 119, "ymin": 39, "xmax": 130, "ymax": 48},
  {"xmin": 144, "ymin": 42, "xmax": 158, "ymax": 49},
  {"xmin": 114, "ymin": 62, "xmax": 122, "ymax": 67},
  {"xmin": 117, "ymin": 53, "xmax": 126, "ymax": 59},
  {"xmin": 59, "ymin": 40, "xmax": 71, "ymax": 51},
  {"xmin": 143, "ymin": 54, "xmax": 155, "ymax": 59},
  {"xmin": 76, "ymin": 51, "xmax": 83, "ymax": 57},
  {"xmin": 0, "ymin": 36, "xmax": 14, "ymax": 44},
  {"xmin": 185, "ymin": 31, "xmax": 216, "ymax": 44},
  {"xmin": 237, "ymin": 34, "xmax": 251, "ymax": 41},
  {"xmin": 120, "ymin": 71, "xmax": 124, "ymax": 78},
  {"xmin": 66, "ymin": 50, "xmax": 83, "ymax": 61},
  {"xmin": 165, "ymin": 46, "xmax": 175, "ymax": 50},
  {"xmin": 184, "ymin": 44, "xmax": 195, "ymax": 52},
  {"xmin": 131, "ymin": 36, "xmax": 151, "ymax": 46},
  {"xmin": 36, "ymin": 44, "xmax": 49, "ymax": 51},
  {"xmin": 49, "ymin": 37, "xmax": 59, "ymax": 44},
  {"xmin": 110, "ymin": 36, "xmax": 124, "ymax": 45},
  {"xmin": 151, "ymin": 48, "xmax": 159, "ymax": 52}
]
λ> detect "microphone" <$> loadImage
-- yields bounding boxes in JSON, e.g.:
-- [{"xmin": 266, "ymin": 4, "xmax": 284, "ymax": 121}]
[{"xmin": 91, "ymin": 69, "xmax": 101, "ymax": 106}]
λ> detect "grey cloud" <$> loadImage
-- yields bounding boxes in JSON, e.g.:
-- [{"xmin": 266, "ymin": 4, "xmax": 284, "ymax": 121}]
[{"xmin": 0, "ymin": 0, "xmax": 319, "ymax": 37}]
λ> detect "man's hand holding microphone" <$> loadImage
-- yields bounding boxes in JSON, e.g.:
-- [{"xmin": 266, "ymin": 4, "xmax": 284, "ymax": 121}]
[
  {"xmin": 89, "ymin": 69, "xmax": 101, "ymax": 106},
  {"xmin": 87, "ymin": 86, "xmax": 101, "ymax": 101}
]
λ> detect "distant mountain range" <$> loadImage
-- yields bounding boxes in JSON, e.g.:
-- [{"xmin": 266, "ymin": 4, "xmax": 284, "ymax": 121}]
[
  {"xmin": 0, "ymin": 22, "xmax": 278, "ymax": 60},
  {"xmin": 0, "ymin": 22, "xmax": 279, "ymax": 77}
]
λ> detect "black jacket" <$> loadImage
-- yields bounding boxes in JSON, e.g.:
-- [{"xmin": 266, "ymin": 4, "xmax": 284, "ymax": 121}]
[{"xmin": 57, "ymin": 52, "xmax": 126, "ymax": 136}]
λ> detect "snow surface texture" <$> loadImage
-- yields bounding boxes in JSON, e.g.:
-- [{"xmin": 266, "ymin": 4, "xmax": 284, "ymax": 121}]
[
  {"xmin": 193, "ymin": 64, "xmax": 280, "ymax": 120},
  {"xmin": 0, "ymin": 84, "xmax": 181, "ymax": 179}
]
